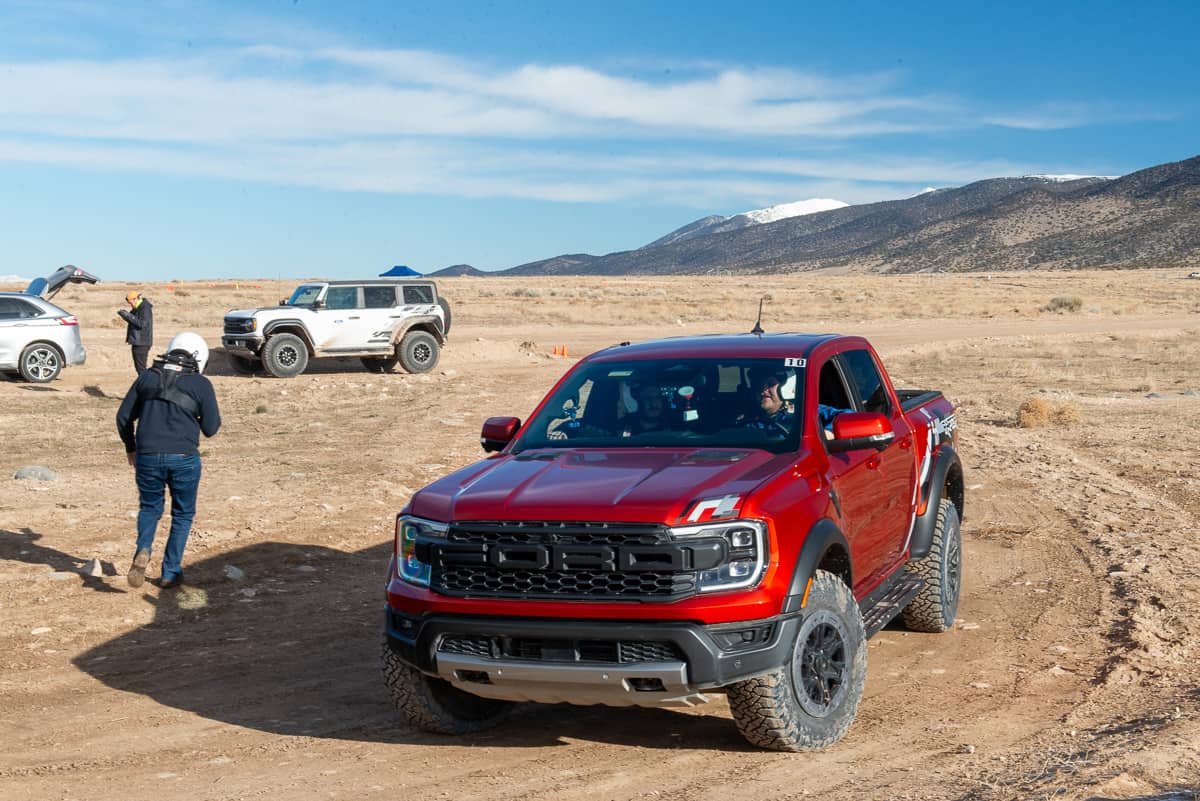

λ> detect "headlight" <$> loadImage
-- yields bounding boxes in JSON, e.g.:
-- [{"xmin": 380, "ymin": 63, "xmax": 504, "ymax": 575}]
[
  {"xmin": 394, "ymin": 515, "xmax": 448, "ymax": 587},
  {"xmin": 668, "ymin": 519, "xmax": 767, "ymax": 593}
]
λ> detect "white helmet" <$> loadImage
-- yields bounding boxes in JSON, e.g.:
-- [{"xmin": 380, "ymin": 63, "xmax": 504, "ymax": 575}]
[{"xmin": 166, "ymin": 331, "xmax": 209, "ymax": 373}]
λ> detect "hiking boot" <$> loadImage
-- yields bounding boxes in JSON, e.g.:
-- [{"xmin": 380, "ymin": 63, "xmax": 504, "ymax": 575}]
[
  {"xmin": 153, "ymin": 574, "xmax": 184, "ymax": 590},
  {"xmin": 127, "ymin": 550, "xmax": 151, "ymax": 588}
]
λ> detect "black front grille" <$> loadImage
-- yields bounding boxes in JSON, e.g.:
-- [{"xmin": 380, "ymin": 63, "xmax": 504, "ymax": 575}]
[
  {"xmin": 223, "ymin": 318, "xmax": 254, "ymax": 335},
  {"xmin": 431, "ymin": 521, "xmax": 702, "ymax": 600},
  {"xmin": 437, "ymin": 634, "xmax": 683, "ymax": 665},
  {"xmin": 437, "ymin": 566, "xmax": 695, "ymax": 597}
]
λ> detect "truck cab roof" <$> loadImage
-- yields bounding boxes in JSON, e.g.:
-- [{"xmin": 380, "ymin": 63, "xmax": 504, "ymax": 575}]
[{"xmin": 592, "ymin": 332, "xmax": 846, "ymax": 362}]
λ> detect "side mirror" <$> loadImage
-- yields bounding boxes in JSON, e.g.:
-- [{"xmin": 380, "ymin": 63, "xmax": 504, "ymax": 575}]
[
  {"xmin": 279, "ymin": 298, "xmax": 289, "ymax": 306},
  {"xmin": 481, "ymin": 416, "xmax": 521, "ymax": 453},
  {"xmin": 827, "ymin": 412, "xmax": 895, "ymax": 453},
  {"xmin": 312, "ymin": 298, "xmax": 325, "ymax": 309}
]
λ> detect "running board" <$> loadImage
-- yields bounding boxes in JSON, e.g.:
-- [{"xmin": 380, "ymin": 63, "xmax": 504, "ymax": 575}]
[{"xmin": 860, "ymin": 571, "xmax": 924, "ymax": 638}]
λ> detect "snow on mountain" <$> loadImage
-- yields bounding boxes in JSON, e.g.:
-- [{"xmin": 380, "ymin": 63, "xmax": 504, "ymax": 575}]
[
  {"xmin": 736, "ymin": 198, "xmax": 849, "ymax": 224},
  {"xmin": 647, "ymin": 198, "xmax": 850, "ymax": 248},
  {"xmin": 1025, "ymin": 174, "xmax": 1116, "ymax": 182}
]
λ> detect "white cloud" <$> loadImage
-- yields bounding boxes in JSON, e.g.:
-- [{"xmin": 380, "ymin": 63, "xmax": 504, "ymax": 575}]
[
  {"xmin": 0, "ymin": 40, "xmax": 1114, "ymax": 205},
  {"xmin": 984, "ymin": 101, "xmax": 1171, "ymax": 130}
]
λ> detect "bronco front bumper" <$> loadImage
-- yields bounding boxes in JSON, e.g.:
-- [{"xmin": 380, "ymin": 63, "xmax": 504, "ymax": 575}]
[
  {"xmin": 384, "ymin": 607, "xmax": 801, "ymax": 708},
  {"xmin": 220, "ymin": 335, "xmax": 263, "ymax": 356}
]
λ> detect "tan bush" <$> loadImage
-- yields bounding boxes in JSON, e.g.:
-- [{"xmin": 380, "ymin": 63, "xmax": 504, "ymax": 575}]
[
  {"xmin": 1041, "ymin": 295, "xmax": 1083, "ymax": 313},
  {"xmin": 1017, "ymin": 396, "xmax": 1081, "ymax": 427},
  {"xmin": 1050, "ymin": 401, "xmax": 1081, "ymax": 424},
  {"xmin": 1017, "ymin": 397, "xmax": 1052, "ymax": 427}
]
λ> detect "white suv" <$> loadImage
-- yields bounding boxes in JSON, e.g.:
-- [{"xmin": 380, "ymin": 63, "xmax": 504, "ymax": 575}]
[
  {"xmin": 0, "ymin": 294, "xmax": 87, "ymax": 382},
  {"xmin": 222, "ymin": 279, "xmax": 450, "ymax": 378}
]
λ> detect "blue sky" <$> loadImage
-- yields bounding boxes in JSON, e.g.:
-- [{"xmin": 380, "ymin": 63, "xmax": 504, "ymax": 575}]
[{"xmin": 1, "ymin": 0, "xmax": 1196, "ymax": 281}]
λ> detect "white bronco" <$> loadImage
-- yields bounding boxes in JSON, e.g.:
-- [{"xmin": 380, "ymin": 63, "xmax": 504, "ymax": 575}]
[{"xmin": 221, "ymin": 279, "xmax": 450, "ymax": 378}]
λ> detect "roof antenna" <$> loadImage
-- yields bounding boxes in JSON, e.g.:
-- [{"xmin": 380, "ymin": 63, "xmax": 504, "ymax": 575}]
[{"xmin": 750, "ymin": 297, "xmax": 765, "ymax": 336}]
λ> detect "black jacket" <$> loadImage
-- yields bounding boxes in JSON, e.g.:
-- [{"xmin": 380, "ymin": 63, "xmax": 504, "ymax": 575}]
[
  {"xmin": 116, "ymin": 364, "xmax": 221, "ymax": 455},
  {"xmin": 118, "ymin": 299, "xmax": 154, "ymax": 347}
]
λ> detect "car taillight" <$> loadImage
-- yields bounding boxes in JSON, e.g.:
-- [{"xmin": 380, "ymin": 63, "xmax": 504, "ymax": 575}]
[{"xmin": 57, "ymin": 316, "xmax": 79, "ymax": 326}]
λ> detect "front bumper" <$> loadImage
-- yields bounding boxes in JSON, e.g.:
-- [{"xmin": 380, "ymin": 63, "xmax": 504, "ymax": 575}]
[
  {"xmin": 383, "ymin": 608, "xmax": 800, "ymax": 708},
  {"xmin": 221, "ymin": 335, "xmax": 263, "ymax": 356}
]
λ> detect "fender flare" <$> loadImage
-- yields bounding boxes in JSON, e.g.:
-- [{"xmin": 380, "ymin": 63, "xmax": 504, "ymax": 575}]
[
  {"xmin": 391, "ymin": 316, "xmax": 446, "ymax": 346},
  {"xmin": 262, "ymin": 320, "xmax": 316, "ymax": 350},
  {"xmin": 908, "ymin": 445, "xmax": 964, "ymax": 559},
  {"xmin": 781, "ymin": 517, "xmax": 852, "ymax": 614}
]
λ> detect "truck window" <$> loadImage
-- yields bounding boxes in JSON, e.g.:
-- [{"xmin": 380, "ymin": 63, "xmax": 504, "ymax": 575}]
[
  {"xmin": 403, "ymin": 285, "xmax": 434, "ymax": 304},
  {"xmin": 287, "ymin": 284, "xmax": 323, "ymax": 306},
  {"xmin": 363, "ymin": 286, "xmax": 397, "ymax": 308},
  {"xmin": 818, "ymin": 360, "xmax": 854, "ymax": 410},
  {"xmin": 839, "ymin": 349, "xmax": 892, "ymax": 416},
  {"xmin": 516, "ymin": 357, "xmax": 803, "ymax": 454},
  {"xmin": 325, "ymin": 286, "xmax": 359, "ymax": 310}
]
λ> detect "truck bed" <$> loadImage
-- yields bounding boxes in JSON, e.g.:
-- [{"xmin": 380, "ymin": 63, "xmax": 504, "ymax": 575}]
[{"xmin": 896, "ymin": 388, "xmax": 944, "ymax": 413}]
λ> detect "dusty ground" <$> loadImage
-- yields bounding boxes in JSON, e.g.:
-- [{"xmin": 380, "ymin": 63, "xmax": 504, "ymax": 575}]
[{"xmin": 1, "ymin": 269, "xmax": 1198, "ymax": 801}]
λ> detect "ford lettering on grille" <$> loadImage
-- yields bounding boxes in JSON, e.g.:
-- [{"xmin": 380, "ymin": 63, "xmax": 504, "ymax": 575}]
[{"xmin": 431, "ymin": 541, "xmax": 722, "ymax": 572}]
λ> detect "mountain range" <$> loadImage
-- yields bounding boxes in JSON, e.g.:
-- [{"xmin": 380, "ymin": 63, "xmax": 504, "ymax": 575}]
[{"xmin": 429, "ymin": 154, "xmax": 1200, "ymax": 276}]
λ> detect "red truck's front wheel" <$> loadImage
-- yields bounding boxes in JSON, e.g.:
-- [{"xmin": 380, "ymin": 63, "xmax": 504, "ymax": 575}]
[
  {"xmin": 726, "ymin": 571, "xmax": 867, "ymax": 751},
  {"xmin": 382, "ymin": 638, "xmax": 513, "ymax": 734}
]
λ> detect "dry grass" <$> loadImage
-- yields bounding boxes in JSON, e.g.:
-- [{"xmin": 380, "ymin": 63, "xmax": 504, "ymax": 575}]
[
  {"xmin": 1041, "ymin": 295, "xmax": 1084, "ymax": 313},
  {"xmin": 1017, "ymin": 396, "xmax": 1083, "ymax": 427}
]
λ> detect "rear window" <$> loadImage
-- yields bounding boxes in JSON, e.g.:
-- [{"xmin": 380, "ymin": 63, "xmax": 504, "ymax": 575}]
[
  {"xmin": 363, "ymin": 286, "xmax": 397, "ymax": 308},
  {"xmin": 403, "ymin": 285, "xmax": 434, "ymax": 304},
  {"xmin": 0, "ymin": 297, "xmax": 42, "ymax": 319}
]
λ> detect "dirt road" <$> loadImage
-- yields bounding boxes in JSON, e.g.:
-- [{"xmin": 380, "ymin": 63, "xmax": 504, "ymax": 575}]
[{"xmin": 1, "ymin": 271, "xmax": 1197, "ymax": 800}]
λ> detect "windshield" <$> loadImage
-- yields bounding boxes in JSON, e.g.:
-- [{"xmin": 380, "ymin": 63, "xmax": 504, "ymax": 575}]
[
  {"xmin": 514, "ymin": 357, "xmax": 805, "ymax": 454},
  {"xmin": 287, "ymin": 284, "xmax": 324, "ymax": 306}
]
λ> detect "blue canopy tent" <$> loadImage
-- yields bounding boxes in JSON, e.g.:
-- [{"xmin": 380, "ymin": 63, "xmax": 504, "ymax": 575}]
[{"xmin": 379, "ymin": 265, "xmax": 421, "ymax": 277}]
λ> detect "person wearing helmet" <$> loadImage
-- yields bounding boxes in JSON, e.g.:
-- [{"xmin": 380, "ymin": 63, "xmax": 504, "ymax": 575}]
[
  {"xmin": 737, "ymin": 370, "xmax": 797, "ymax": 435},
  {"xmin": 115, "ymin": 332, "xmax": 221, "ymax": 590},
  {"xmin": 116, "ymin": 289, "xmax": 154, "ymax": 375}
]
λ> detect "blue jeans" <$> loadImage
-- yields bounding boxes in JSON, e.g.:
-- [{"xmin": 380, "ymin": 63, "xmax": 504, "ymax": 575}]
[{"xmin": 135, "ymin": 453, "xmax": 202, "ymax": 581}]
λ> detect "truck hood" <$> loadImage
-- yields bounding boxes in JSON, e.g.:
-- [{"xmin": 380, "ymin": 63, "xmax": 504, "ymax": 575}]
[
  {"xmin": 225, "ymin": 307, "xmax": 311, "ymax": 317},
  {"xmin": 409, "ymin": 447, "xmax": 794, "ymax": 524}
]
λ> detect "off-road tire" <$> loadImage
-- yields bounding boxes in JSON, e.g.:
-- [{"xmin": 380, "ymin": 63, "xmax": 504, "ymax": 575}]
[
  {"xmin": 438, "ymin": 296, "xmax": 452, "ymax": 336},
  {"xmin": 228, "ymin": 354, "xmax": 261, "ymax": 375},
  {"xmin": 398, "ymin": 330, "xmax": 440, "ymax": 374},
  {"xmin": 261, "ymin": 333, "xmax": 309, "ymax": 378},
  {"xmin": 18, "ymin": 343, "xmax": 63, "ymax": 383},
  {"xmin": 381, "ymin": 638, "xmax": 512, "ymax": 734},
  {"xmin": 361, "ymin": 356, "xmax": 398, "ymax": 373},
  {"xmin": 901, "ymin": 499, "xmax": 962, "ymax": 632},
  {"xmin": 727, "ymin": 570, "xmax": 867, "ymax": 751}
]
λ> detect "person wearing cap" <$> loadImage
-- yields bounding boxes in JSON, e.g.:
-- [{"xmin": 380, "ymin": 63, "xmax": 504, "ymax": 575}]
[
  {"xmin": 117, "ymin": 290, "xmax": 154, "ymax": 374},
  {"xmin": 116, "ymin": 332, "xmax": 221, "ymax": 590}
]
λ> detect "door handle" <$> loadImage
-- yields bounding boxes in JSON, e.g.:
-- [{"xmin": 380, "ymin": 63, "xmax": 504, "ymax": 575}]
[
  {"xmin": 348, "ymin": 316, "xmax": 360, "ymax": 320},
  {"xmin": 898, "ymin": 436, "xmax": 913, "ymax": 450},
  {"xmin": 866, "ymin": 456, "xmax": 881, "ymax": 470}
]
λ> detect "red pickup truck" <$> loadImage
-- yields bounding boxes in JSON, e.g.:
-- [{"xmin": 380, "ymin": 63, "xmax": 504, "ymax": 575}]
[{"xmin": 382, "ymin": 332, "xmax": 963, "ymax": 751}]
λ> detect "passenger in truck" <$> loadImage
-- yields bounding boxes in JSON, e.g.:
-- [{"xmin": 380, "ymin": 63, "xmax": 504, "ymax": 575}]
[{"xmin": 620, "ymin": 382, "xmax": 665, "ymax": 437}]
